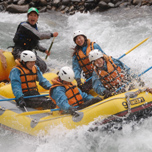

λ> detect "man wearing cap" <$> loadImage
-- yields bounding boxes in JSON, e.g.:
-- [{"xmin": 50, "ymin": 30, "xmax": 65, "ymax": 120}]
[
  {"xmin": 72, "ymin": 30, "xmax": 105, "ymax": 94},
  {"xmin": 12, "ymin": 7, "xmax": 58, "ymax": 73}
]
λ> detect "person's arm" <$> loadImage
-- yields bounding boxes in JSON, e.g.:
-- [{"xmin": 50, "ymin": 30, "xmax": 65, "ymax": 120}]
[
  {"xmin": 92, "ymin": 71, "xmax": 107, "ymax": 96},
  {"xmin": 93, "ymin": 43, "xmax": 106, "ymax": 54},
  {"xmin": 35, "ymin": 43, "xmax": 47, "ymax": 53},
  {"xmin": 37, "ymin": 66, "xmax": 52, "ymax": 89},
  {"xmin": 0, "ymin": 49, "xmax": 7, "ymax": 69},
  {"xmin": 72, "ymin": 55, "xmax": 82, "ymax": 79},
  {"xmin": 78, "ymin": 88, "xmax": 94, "ymax": 102},
  {"xmin": 9, "ymin": 68, "xmax": 24, "ymax": 100},
  {"xmin": 51, "ymin": 86, "xmax": 71, "ymax": 111},
  {"xmin": 21, "ymin": 22, "xmax": 53, "ymax": 40}
]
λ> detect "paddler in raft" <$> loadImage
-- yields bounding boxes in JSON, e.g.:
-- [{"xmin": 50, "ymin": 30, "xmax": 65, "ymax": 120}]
[
  {"xmin": 88, "ymin": 49, "xmax": 145, "ymax": 98},
  {"xmin": 12, "ymin": 7, "xmax": 58, "ymax": 73},
  {"xmin": 9, "ymin": 50, "xmax": 56, "ymax": 109},
  {"xmin": 49, "ymin": 66, "xmax": 102, "ymax": 115},
  {"xmin": 72, "ymin": 30, "xmax": 106, "ymax": 94}
]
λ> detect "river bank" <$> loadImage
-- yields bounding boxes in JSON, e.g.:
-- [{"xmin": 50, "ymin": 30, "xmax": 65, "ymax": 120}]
[{"xmin": 0, "ymin": 0, "xmax": 152, "ymax": 15}]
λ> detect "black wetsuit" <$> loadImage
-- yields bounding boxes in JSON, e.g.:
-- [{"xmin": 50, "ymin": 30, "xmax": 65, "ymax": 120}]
[{"xmin": 13, "ymin": 21, "xmax": 53, "ymax": 73}]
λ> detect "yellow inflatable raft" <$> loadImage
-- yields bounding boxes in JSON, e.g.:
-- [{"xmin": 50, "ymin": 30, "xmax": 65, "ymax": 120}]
[
  {"xmin": 0, "ymin": 72, "xmax": 58, "ymax": 98},
  {"xmin": 0, "ymin": 51, "xmax": 16, "ymax": 82},
  {"xmin": 0, "ymin": 78, "xmax": 152, "ymax": 136}
]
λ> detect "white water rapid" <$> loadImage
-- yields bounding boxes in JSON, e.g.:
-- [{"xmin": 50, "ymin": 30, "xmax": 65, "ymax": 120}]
[{"xmin": 0, "ymin": 6, "xmax": 152, "ymax": 152}]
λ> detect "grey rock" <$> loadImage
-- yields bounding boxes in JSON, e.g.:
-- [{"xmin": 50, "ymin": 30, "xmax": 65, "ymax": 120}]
[
  {"xmin": 53, "ymin": 0, "xmax": 60, "ymax": 4},
  {"xmin": 108, "ymin": 2, "xmax": 115, "ymax": 7},
  {"xmin": 17, "ymin": 0, "xmax": 25, "ymax": 5},
  {"xmin": 69, "ymin": 10, "xmax": 75, "ymax": 15},
  {"xmin": 40, "ymin": 0, "xmax": 47, "ymax": 6},
  {"xmin": 133, "ymin": 0, "xmax": 141, "ymax": 5},
  {"xmin": 6, "ymin": 4, "xmax": 29, "ymax": 13},
  {"xmin": 39, "ymin": 6, "xmax": 47, "ymax": 12},
  {"xmin": 119, "ymin": 2, "xmax": 129, "ymax": 7}
]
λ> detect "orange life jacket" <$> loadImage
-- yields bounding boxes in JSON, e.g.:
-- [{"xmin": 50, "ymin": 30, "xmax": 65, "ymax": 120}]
[
  {"xmin": 49, "ymin": 77, "xmax": 84, "ymax": 108},
  {"xmin": 15, "ymin": 59, "xmax": 38, "ymax": 93},
  {"xmin": 94, "ymin": 55, "xmax": 124, "ymax": 90},
  {"xmin": 75, "ymin": 39, "xmax": 94, "ymax": 77}
]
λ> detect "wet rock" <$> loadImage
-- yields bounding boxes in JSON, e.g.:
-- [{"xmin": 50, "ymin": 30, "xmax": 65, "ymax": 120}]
[
  {"xmin": 39, "ymin": 6, "xmax": 47, "ymax": 12},
  {"xmin": 40, "ymin": 0, "xmax": 47, "ymax": 6},
  {"xmin": 98, "ymin": 1, "xmax": 109, "ymax": 9},
  {"xmin": 52, "ymin": 6, "xmax": 57, "ymax": 11},
  {"xmin": 92, "ymin": 6, "xmax": 100, "ymax": 12},
  {"xmin": 60, "ymin": 5, "xmax": 66, "ymax": 11},
  {"xmin": 69, "ymin": 10, "xmax": 75, "ymax": 15},
  {"xmin": 0, "ymin": 4, "xmax": 4, "ymax": 11},
  {"xmin": 62, "ymin": 0, "xmax": 70, "ymax": 6},
  {"xmin": 103, "ymin": 0, "xmax": 111, "ymax": 3},
  {"xmin": 69, "ymin": 5, "xmax": 74, "ymax": 11},
  {"xmin": 6, "ymin": 4, "xmax": 28, "ymax": 13},
  {"xmin": 17, "ymin": 0, "xmax": 26, "ymax": 5},
  {"xmin": 46, "ymin": 4, "xmax": 52, "ymax": 10},
  {"xmin": 0, "ymin": 0, "xmax": 152, "ymax": 15},
  {"xmin": 13, "ymin": 0, "xmax": 18, "ymax": 4},
  {"xmin": 119, "ymin": 2, "xmax": 129, "ymax": 7},
  {"xmin": 7, "ymin": 0, "xmax": 13, "ymax": 5},
  {"xmin": 108, "ymin": 2, "xmax": 115, "ymax": 7},
  {"xmin": 133, "ymin": 0, "xmax": 141, "ymax": 5}
]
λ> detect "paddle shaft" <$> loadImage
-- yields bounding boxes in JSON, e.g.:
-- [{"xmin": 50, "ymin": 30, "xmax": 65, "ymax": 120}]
[
  {"xmin": 45, "ymin": 37, "xmax": 55, "ymax": 60},
  {"xmin": 0, "ymin": 94, "xmax": 49, "ymax": 102},
  {"xmin": 118, "ymin": 37, "xmax": 150, "ymax": 60},
  {"xmin": 138, "ymin": 66, "xmax": 152, "ymax": 77}
]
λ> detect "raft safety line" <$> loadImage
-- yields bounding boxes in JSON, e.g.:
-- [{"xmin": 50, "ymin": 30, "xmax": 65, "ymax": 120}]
[{"xmin": 112, "ymin": 88, "xmax": 147, "ymax": 119}]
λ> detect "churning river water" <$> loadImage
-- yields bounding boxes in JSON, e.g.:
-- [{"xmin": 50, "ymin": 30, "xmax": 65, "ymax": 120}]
[{"xmin": 0, "ymin": 6, "xmax": 152, "ymax": 152}]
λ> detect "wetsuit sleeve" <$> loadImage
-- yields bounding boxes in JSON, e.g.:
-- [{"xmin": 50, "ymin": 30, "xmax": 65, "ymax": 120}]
[
  {"xmin": 35, "ymin": 43, "xmax": 47, "ymax": 53},
  {"xmin": 51, "ymin": 86, "xmax": 71, "ymax": 111},
  {"xmin": 72, "ymin": 55, "xmax": 82, "ymax": 79},
  {"xmin": 9, "ymin": 68, "xmax": 24, "ymax": 100},
  {"xmin": 21, "ymin": 22, "xmax": 53, "ymax": 40},
  {"xmin": 37, "ymin": 66, "xmax": 52, "ymax": 89},
  {"xmin": 78, "ymin": 88, "xmax": 94, "ymax": 102},
  {"xmin": 92, "ymin": 71, "xmax": 107, "ymax": 95},
  {"xmin": 93, "ymin": 43, "xmax": 106, "ymax": 54}
]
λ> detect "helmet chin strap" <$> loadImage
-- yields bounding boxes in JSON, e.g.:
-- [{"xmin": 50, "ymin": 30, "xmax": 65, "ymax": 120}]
[{"xmin": 21, "ymin": 61, "xmax": 33, "ymax": 72}]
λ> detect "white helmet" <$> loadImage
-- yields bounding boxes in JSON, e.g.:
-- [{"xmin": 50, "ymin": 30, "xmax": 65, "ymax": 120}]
[
  {"xmin": 89, "ymin": 49, "xmax": 103, "ymax": 62},
  {"xmin": 59, "ymin": 66, "xmax": 75, "ymax": 82},
  {"xmin": 73, "ymin": 30, "xmax": 86, "ymax": 41},
  {"xmin": 20, "ymin": 50, "xmax": 36, "ymax": 62}
]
